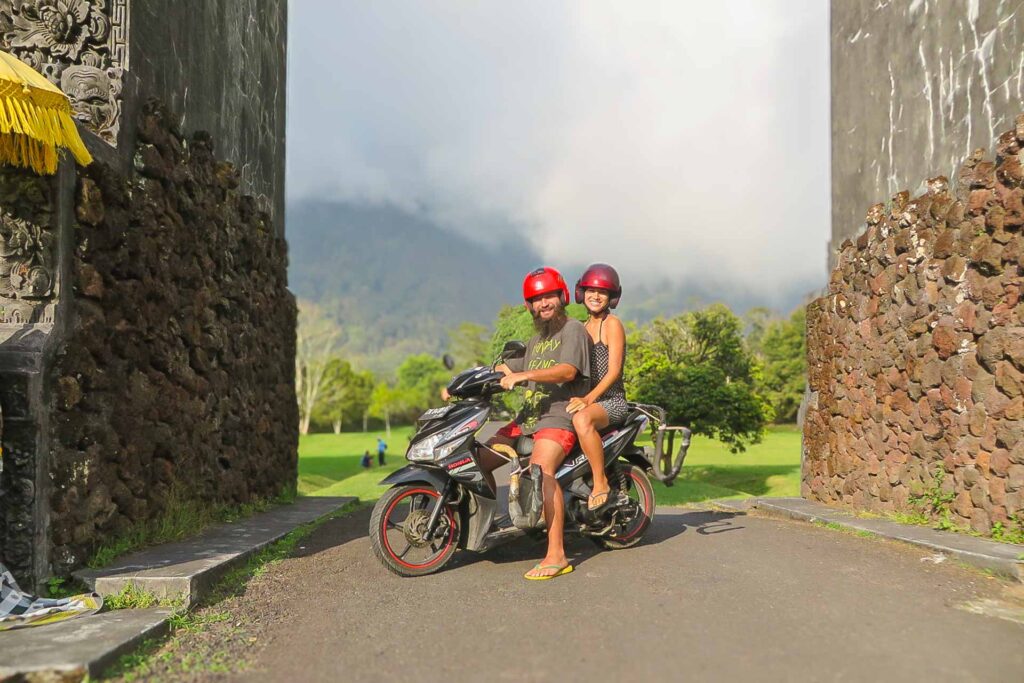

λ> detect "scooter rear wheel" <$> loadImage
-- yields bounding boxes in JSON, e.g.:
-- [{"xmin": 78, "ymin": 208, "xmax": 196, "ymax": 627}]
[
  {"xmin": 592, "ymin": 464, "xmax": 655, "ymax": 550},
  {"xmin": 370, "ymin": 485, "xmax": 461, "ymax": 577}
]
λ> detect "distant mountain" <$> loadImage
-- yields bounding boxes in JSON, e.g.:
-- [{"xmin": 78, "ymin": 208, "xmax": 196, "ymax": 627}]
[
  {"xmin": 286, "ymin": 201, "xmax": 539, "ymax": 375},
  {"xmin": 286, "ymin": 200, "xmax": 817, "ymax": 375}
]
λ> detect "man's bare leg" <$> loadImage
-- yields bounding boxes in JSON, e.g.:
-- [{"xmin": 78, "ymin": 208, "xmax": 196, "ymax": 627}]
[{"xmin": 524, "ymin": 438, "xmax": 570, "ymax": 578}]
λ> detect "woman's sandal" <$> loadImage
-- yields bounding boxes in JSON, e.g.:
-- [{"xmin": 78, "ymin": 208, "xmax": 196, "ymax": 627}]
[
  {"xmin": 587, "ymin": 489, "xmax": 612, "ymax": 512},
  {"xmin": 524, "ymin": 564, "xmax": 574, "ymax": 581}
]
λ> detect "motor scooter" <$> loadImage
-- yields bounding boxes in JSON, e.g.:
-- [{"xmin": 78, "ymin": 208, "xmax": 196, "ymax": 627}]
[{"xmin": 368, "ymin": 342, "xmax": 691, "ymax": 577}]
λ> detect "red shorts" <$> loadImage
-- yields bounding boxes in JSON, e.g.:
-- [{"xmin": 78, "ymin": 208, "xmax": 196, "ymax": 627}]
[{"xmin": 495, "ymin": 422, "xmax": 577, "ymax": 456}]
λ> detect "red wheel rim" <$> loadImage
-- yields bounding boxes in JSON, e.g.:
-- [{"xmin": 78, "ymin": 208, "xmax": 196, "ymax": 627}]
[{"xmin": 380, "ymin": 488, "xmax": 456, "ymax": 570}]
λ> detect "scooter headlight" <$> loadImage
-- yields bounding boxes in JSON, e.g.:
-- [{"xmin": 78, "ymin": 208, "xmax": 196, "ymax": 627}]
[
  {"xmin": 406, "ymin": 414, "xmax": 482, "ymax": 462},
  {"xmin": 407, "ymin": 431, "xmax": 446, "ymax": 462}
]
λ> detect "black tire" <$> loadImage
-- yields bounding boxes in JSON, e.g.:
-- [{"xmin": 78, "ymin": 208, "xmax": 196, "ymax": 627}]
[
  {"xmin": 592, "ymin": 465, "xmax": 655, "ymax": 550},
  {"xmin": 369, "ymin": 485, "xmax": 461, "ymax": 577}
]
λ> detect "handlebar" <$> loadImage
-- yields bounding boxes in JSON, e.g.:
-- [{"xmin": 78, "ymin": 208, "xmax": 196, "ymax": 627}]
[{"xmin": 632, "ymin": 403, "xmax": 691, "ymax": 486}]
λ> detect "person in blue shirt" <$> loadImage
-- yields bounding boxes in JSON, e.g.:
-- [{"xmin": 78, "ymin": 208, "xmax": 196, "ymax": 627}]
[{"xmin": 376, "ymin": 437, "xmax": 387, "ymax": 466}]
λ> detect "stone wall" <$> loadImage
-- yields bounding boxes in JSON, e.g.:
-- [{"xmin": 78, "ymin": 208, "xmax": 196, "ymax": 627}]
[
  {"xmin": 0, "ymin": 166, "xmax": 63, "ymax": 585},
  {"xmin": 129, "ymin": 0, "xmax": 287, "ymax": 234},
  {"xmin": 831, "ymin": 0, "xmax": 1024, "ymax": 264},
  {"xmin": 0, "ymin": 1, "xmax": 293, "ymax": 587},
  {"xmin": 46, "ymin": 102, "xmax": 297, "ymax": 572},
  {"xmin": 804, "ymin": 115, "xmax": 1024, "ymax": 533}
]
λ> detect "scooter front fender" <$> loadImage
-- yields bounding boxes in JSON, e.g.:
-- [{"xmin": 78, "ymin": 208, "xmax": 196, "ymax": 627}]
[{"xmin": 379, "ymin": 464, "xmax": 451, "ymax": 491}]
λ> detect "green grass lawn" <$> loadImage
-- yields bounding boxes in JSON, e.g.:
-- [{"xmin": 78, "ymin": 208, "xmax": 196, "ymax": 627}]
[
  {"xmin": 299, "ymin": 424, "xmax": 801, "ymax": 506},
  {"xmin": 648, "ymin": 425, "xmax": 801, "ymax": 506},
  {"xmin": 299, "ymin": 427, "xmax": 415, "ymax": 501}
]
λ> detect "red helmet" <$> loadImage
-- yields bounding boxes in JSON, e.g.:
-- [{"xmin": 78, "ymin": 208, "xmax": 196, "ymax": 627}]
[
  {"xmin": 523, "ymin": 266, "xmax": 569, "ymax": 306},
  {"xmin": 575, "ymin": 263, "xmax": 621, "ymax": 309}
]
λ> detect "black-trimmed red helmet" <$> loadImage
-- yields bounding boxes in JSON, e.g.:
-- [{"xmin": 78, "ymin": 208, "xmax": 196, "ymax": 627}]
[
  {"xmin": 575, "ymin": 263, "xmax": 621, "ymax": 308},
  {"xmin": 523, "ymin": 266, "xmax": 569, "ymax": 306}
]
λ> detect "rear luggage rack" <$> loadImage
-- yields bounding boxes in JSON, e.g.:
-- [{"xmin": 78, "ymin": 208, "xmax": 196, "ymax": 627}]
[{"xmin": 631, "ymin": 403, "xmax": 692, "ymax": 486}]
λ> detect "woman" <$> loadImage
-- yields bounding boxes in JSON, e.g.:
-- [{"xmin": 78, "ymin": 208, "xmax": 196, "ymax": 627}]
[{"xmin": 567, "ymin": 263, "xmax": 628, "ymax": 512}]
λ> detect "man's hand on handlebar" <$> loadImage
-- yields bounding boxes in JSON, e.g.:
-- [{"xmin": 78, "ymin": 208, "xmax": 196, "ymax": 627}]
[{"xmin": 499, "ymin": 372, "xmax": 528, "ymax": 391}]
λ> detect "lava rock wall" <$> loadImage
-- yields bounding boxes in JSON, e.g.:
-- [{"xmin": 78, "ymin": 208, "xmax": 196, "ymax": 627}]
[
  {"xmin": 0, "ymin": 1, "xmax": 293, "ymax": 587},
  {"xmin": 804, "ymin": 115, "xmax": 1024, "ymax": 533},
  {"xmin": 45, "ymin": 101, "xmax": 297, "ymax": 572}
]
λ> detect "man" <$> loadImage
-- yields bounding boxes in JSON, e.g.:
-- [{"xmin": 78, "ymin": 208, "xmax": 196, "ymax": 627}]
[
  {"xmin": 376, "ymin": 437, "xmax": 387, "ymax": 466},
  {"xmin": 491, "ymin": 266, "xmax": 592, "ymax": 580}
]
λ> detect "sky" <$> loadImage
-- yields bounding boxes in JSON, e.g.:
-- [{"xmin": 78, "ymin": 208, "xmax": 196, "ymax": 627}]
[{"xmin": 286, "ymin": 1, "xmax": 831, "ymax": 310}]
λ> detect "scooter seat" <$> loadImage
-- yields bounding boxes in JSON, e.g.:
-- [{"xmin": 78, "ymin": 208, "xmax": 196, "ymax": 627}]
[{"xmin": 514, "ymin": 425, "xmax": 618, "ymax": 459}]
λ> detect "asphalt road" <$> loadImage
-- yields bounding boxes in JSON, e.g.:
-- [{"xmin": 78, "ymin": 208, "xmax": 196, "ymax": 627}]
[{"xmin": 230, "ymin": 505, "xmax": 1022, "ymax": 683}]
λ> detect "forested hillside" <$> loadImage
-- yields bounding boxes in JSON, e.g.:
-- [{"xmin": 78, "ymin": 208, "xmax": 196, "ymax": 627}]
[
  {"xmin": 287, "ymin": 201, "xmax": 539, "ymax": 373},
  {"xmin": 287, "ymin": 201, "xmax": 814, "ymax": 376}
]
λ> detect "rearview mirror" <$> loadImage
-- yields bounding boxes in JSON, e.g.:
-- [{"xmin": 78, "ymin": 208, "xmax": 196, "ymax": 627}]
[
  {"xmin": 501, "ymin": 341, "xmax": 527, "ymax": 360},
  {"xmin": 442, "ymin": 354, "xmax": 455, "ymax": 370}
]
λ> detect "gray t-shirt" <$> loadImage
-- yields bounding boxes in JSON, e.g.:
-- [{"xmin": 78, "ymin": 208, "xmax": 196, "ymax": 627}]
[{"xmin": 506, "ymin": 318, "xmax": 592, "ymax": 434}]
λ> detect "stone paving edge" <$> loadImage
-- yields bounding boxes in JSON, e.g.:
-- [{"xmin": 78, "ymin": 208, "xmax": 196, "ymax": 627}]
[
  {"xmin": 722, "ymin": 497, "xmax": 1024, "ymax": 582},
  {"xmin": 6, "ymin": 496, "xmax": 359, "ymax": 680},
  {"xmin": 75, "ymin": 496, "xmax": 358, "ymax": 606}
]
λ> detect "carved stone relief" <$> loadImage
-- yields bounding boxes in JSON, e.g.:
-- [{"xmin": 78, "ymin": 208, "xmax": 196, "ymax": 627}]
[
  {"xmin": 1, "ymin": 0, "xmax": 130, "ymax": 146},
  {"xmin": 0, "ymin": 165, "xmax": 56, "ymax": 324},
  {"xmin": 0, "ymin": 211, "xmax": 54, "ymax": 298},
  {"xmin": 0, "ymin": 412, "xmax": 42, "ymax": 584}
]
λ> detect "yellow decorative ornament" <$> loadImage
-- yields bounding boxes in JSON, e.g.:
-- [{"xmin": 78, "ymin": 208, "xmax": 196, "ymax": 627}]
[{"xmin": 0, "ymin": 49, "xmax": 92, "ymax": 175}]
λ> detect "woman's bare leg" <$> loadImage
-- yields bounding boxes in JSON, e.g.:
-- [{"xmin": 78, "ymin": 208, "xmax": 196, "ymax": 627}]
[
  {"xmin": 525, "ymin": 439, "xmax": 570, "ymax": 578},
  {"xmin": 572, "ymin": 405, "xmax": 611, "ymax": 509}
]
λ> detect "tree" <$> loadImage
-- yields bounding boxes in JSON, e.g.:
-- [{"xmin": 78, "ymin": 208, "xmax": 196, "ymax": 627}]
[
  {"xmin": 395, "ymin": 354, "xmax": 451, "ymax": 415},
  {"xmin": 742, "ymin": 306, "xmax": 774, "ymax": 356},
  {"xmin": 368, "ymin": 383, "xmax": 417, "ymax": 439},
  {"xmin": 758, "ymin": 307, "xmax": 807, "ymax": 423},
  {"xmin": 448, "ymin": 321, "xmax": 491, "ymax": 368},
  {"xmin": 312, "ymin": 359, "xmax": 374, "ymax": 434},
  {"xmin": 626, "ymin": 304, "xmax": 772, "ymax": 451},
  {"xmin": 626, "ymin": 304, "xmax": 752, "ymax": 380},
  {"xmin": 488, "ymin": 305, "xmax": 534, "ymax": 362},
  {"xmin": 347, "ymin": 370, "xmax": 377, "ymax": 432},
  {"xmin": 296, "ymin": 300, "xmax": 340, "ymax": 435}
]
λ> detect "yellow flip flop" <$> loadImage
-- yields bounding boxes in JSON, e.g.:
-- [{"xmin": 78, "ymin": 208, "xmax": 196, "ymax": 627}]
[{"xmin": 524, "ymin": 563, "xmax": 574, "ymax": 580}]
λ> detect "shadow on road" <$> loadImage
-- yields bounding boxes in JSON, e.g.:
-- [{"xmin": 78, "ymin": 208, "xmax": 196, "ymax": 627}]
[
  {"xmin": 289, "ymin": 503, "xmax": 747, "ymax": 578},
  {"xmin": 290, "ymin": 505, "xmax": 373, "ymax": 559},
  {"xmin": 445, "ymin": 508, "xmax": 747, "ymax": 574},
  {"xmin": 644, "ymin": 508, "xmax": 746, "ymax": 541}
]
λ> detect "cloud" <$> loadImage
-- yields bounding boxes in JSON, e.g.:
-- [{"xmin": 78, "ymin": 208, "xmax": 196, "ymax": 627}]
[{"xmin": 287, "ymin": 0, "xmax": 830, "ymax": 308}]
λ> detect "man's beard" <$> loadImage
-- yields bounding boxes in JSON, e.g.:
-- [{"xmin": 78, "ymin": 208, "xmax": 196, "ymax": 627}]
[{"xmin": 532, "ymin": 305, "xmax": 568, "ymax": 336}]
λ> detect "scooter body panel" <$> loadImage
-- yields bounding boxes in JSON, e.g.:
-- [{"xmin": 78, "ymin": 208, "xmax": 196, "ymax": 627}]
[
  {"xmin": 461, "ymin": 491, "xmax": 498, "ymax": 551},
  {"xmin": 554, "ymin": 419, "xmax": 646, "ymax": 485}
]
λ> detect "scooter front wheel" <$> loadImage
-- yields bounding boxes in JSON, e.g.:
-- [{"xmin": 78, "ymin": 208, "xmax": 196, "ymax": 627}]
[{"xmin": 369, "ymin": 485, "xmax": 461, "ymax": 577}]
